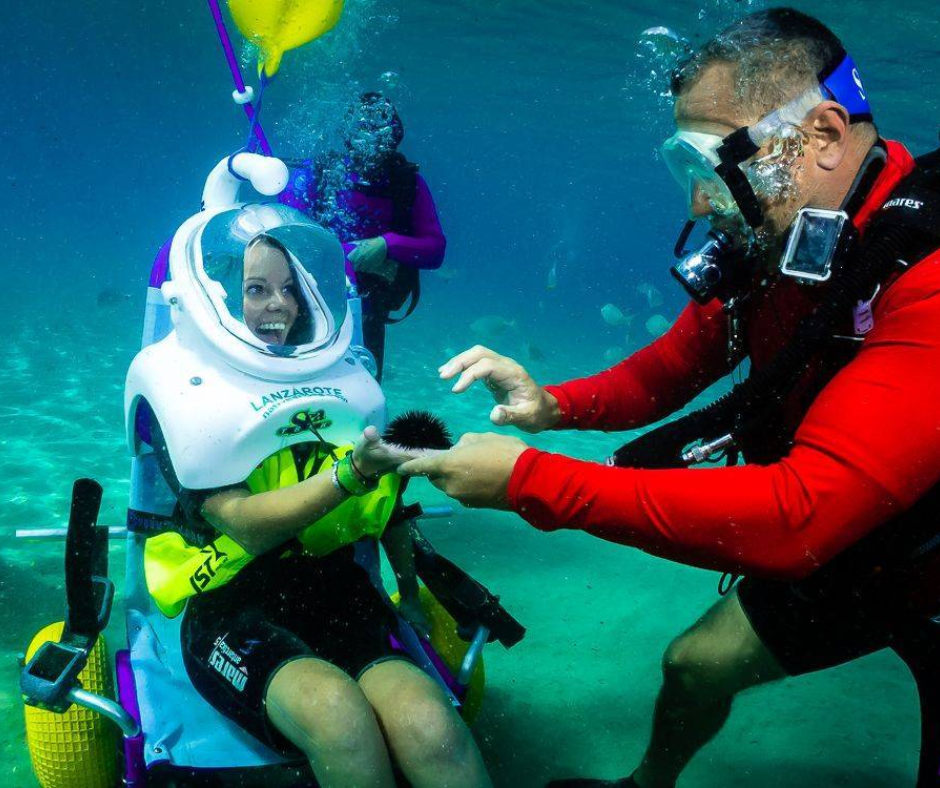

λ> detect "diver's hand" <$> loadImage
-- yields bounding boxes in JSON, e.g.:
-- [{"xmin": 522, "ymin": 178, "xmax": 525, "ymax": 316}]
[
  {"xmin": 398, "ymin": 432, "xmax": 529, "ymax": 509},
  {"xmin": 398, "ymin": 595, "xmax": 431, "ymax": 640},
  {"xmin": 439, "ymin": 346, "xmax": 561, "ymax": 433},
  {"xmin": 352, "ymin": 426, "xmax": 422, "ymax": 479},
  {"xmin": 349, "ymin": 237, "xmax": 395, "ymax": 280}
]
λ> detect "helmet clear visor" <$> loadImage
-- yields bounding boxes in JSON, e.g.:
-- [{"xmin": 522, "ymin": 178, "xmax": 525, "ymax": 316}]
[
  {"xmin": 196, "ymin": 204, "xmax": 348, "ymax": 357},
  {"xmin": 660, "ymin": 131, "xmax": 739, "ymax": 217}
]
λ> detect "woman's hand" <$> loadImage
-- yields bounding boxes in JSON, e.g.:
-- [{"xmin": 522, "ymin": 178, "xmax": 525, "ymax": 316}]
[
  {"xmin": 438, "ymin": 346, "xmax": 561, "ymax": 433},
  {"xmin": 349, "ymin": 237, "xmax": 396, "ymax": 280},
  {"xmin": 353, "ymin": 426, "xmax": 433, "ymax": 479}
]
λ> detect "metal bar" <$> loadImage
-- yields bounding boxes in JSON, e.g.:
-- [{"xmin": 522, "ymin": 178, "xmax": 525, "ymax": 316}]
[
  {"xmin": 418, "ymin": 506, "xmax": 454, "ymax": 520},
  {"xmin": 69, "ymin": 688, "xmax": 141, "ymax": 739},
  {"xmin": 15, "ymin": 527, "xmax": 126, "ymax": 541},
  {"xmin": 205, "ymin": 0, "xmax": 273, "ymax": 155},
  {"xmin": 458, "ymin": 625, "xmax": 489, "ymax": 686}
]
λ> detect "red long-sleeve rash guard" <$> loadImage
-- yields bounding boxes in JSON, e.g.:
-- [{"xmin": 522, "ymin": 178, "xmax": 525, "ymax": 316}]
[{"xmin": 509, "ymin": 255, "xmax": 940, "ymax": 579}]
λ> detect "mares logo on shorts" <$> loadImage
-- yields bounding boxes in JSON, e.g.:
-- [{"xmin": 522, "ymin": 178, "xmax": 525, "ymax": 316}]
[
  {"xmin": 208, "ymin": 635, "xmax": 248, "ymax": 693},
  {"xmin": 276, "ymin": 408, "xmax": 333, "ymax": 438},
  {"xmin": 189, "ymin": 543, "xmax": 228, "ymax": 595}
]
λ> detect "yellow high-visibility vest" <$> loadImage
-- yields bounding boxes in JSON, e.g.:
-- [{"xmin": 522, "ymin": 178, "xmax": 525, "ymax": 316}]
[{"xmin": 144, "ymin": 444, "xmax": 401, "ymax": 617}]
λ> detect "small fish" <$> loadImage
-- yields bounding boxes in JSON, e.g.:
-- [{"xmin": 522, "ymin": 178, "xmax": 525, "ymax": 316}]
[
  {"xmin": 470, "ymin": 315, "xmax": 517, "ymax": 340},
  {"xmin": 645, "ymin": 314, "xmax": 671, "ymax": 338},
  {"xmin": 434, "ymin": 268, "xmax": 458, "ymax": 282},
  {"xmin": 603, "ymin": 346, "xmax": 625, "ymax": 364},
  {"xmin": 601, "ymin": 303, "xmax": 632, "ymax": 327},
  {"xmin": 96, "ymin": 288, "xmax": 131, "ymax": 307},
  {"xmin": 523, "ymin": 342, "xmax": 546, "ymax": 362},
  {"xmin": 546, "ymin": 262, "xmax": 558, "ymax": 290},
  {"xmin": 379, "ymin": 71, "xmax": 400, "ymax": 89},
  {"xmin": 636, "ymin": 281, "xmax": 664, "ymax": 308}
]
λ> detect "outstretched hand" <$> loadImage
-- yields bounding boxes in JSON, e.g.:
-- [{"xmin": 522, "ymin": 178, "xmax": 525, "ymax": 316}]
[
  {"xmin": 353, "ymin": 426, "xmax": 434, "ymax": 479},
  {"xmin": 398, "ymin": 432, "xmax": 529, "ymax": 509},
  {"xmin": 438, "ymin": 346, "xmax": 561, "ymax": 433}
]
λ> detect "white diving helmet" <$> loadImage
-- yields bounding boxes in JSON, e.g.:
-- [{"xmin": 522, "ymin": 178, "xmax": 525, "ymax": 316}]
[
  {"xmin": 126, "ymin": 196, "xmax": 385, "ymax": 491},
  {"xmin": 164, "ymin": 202, "xmax": 353, "ymax": 380}
]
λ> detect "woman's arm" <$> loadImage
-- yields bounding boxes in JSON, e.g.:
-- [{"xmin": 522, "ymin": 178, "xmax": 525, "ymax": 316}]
[
  {"xmin": 201, "ymin": 471, "xmax": 346, "ymax": 557},
  {"xmin": 200, "ymin": 427, "xmax": 415, "ymax": 556}
]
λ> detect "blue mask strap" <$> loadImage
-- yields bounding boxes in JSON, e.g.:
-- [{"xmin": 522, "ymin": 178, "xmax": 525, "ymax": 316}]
[{"xmin": 817, "ymin": 49, "xmax": 873, "ymax": 123}]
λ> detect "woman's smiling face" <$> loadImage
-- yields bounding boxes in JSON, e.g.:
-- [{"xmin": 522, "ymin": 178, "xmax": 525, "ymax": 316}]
[{"xmin": 242, "ymin": 237, "xmax": 299, "ymax": 345}]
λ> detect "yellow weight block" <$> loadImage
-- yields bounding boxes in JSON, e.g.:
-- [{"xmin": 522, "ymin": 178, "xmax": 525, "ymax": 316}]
[
  {"xmin": 23, "ymin": 622, "xmax": 117, "ymax": 788},
  {"xmin": 391, "ymin": 586, "xmax": 486, "ymax": 722},
  {"xmin": 227, "ymin": 0, "xmax": 344, "ymax": 77}
]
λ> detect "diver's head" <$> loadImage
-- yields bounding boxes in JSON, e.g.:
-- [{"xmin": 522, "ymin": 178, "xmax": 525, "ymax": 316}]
[
  {"xmin": 343, "ymin": 92, "xmax": 404, "ymax": 166},
  {"xmin": 665, "ymin": 8, "xmax": 877, "ymax": 249},
  {"xmin": 242, "ymin": 235, "xmax": 300, "ymax": 345}
]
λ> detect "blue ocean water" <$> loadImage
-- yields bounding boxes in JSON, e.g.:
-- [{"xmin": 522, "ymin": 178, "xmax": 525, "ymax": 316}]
[{"xmin": 3, "ymin": 0, "xmax": 940, "ymax": 785}]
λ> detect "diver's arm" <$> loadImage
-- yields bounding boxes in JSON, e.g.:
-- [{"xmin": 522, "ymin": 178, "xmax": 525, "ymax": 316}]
[
  {"xmin": 544, "ymin": 299, "xmax": 731, "ymax": 431},
  {"xmin": 202, "ymin": 472, "xmax": 347, "ymax": 557},
  {"xmin": 509, "ymin": 260, "xmax": 940, "ymax": 577},
  {"xmin": 382, "ymin": 175, "xmax": 446, "ymax": 270}
]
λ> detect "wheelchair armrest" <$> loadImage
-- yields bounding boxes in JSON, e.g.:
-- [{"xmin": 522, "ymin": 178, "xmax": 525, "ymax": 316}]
[{"xmin": 410, "ymin": 523, "xmax": 526, "ymax": 649}]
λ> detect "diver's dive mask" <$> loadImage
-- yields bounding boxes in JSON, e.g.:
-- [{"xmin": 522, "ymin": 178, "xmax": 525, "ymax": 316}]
[
  {"xmin": 663, "ymin": 48, "xmax": 872, "ymax": 303},
  {"xmin": 662, "ymin": 48, "xmax": 872, "ymax": 230},
  {"xmin": 661, "ymin": 131, "xmax": 740, "ymax": 220}
]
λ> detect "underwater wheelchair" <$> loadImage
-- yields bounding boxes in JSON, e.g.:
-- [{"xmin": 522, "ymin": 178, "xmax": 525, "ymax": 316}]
[
  {"xmin": 21, "ymin": 477, "xmax": 523, "ymax": 788},
  {"xmin": 19, "ymin": 155, "xmax": 526, "ymax": 788}
]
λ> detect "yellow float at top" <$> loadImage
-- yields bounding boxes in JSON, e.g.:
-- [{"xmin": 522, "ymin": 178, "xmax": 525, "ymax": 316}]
[{"xmin": 228, "ymin": 0, "xmax": 344, "ymax": 77}]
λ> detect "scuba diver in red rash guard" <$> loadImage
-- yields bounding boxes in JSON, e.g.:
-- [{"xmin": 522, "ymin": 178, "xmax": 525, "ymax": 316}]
[{"xmin": 398, "ymin": 9, "xmax": 940, "ymax": 788}]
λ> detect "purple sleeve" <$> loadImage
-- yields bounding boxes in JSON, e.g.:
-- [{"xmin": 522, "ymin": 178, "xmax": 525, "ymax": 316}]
[{"xmin": 382, "ymin": 174, "xmax": 446, "ymax": 270}]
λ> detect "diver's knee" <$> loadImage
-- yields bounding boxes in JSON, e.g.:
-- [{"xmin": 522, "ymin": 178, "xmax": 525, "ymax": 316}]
[{"xmin": 661, "ymin": 634, "xmax": 732, "ymax": 699}]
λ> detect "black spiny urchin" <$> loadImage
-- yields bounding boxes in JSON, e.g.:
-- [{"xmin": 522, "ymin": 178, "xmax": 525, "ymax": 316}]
[{"xmin": 383, "ymin": 411, "xmax": 454, "ymax": 450}]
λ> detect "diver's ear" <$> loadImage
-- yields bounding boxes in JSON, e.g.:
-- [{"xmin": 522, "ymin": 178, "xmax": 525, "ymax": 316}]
[{"xmin": 806, "ymin": 101, "xmax": 850, "ymax": 171}]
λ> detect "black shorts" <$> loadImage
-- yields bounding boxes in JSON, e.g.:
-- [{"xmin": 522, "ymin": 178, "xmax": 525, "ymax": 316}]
[
  {"xmin": 737, "ymin": 575, "xmax": 918, "ymax": 676},
  {"xmin": 180, "ymin": 547, "xmax": 407, "ymax": 754}
]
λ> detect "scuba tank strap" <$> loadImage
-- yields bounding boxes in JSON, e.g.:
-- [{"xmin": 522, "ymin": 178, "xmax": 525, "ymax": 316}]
[
  {"xmin": 384, "ymin": 154, "xmax": 421, "ymax": 324},
  {"xmin": 388, "ymin": 153, "xmax": 419, "ymax": 233}
]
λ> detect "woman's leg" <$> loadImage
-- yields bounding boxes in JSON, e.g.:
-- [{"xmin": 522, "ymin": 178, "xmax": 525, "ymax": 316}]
[
  {"xmin": 358, "ymin": 659, "xmax": 493, "ymax": 788},
  {"xmin": 266, "ymin": 657, "xmax": 396, "ymax": 788}
]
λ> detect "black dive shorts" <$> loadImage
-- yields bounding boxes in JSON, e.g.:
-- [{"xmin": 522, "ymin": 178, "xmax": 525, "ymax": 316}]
[
  {"xmin": 180, "ymin": 547, "xmax": 407, "ymax": 754},
  {"xmin": 737, "ymin": 575, "xmax": 918, "ymax": 677}
]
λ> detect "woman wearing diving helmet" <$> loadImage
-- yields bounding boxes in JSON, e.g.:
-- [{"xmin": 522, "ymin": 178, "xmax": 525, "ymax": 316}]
[{"xmin": 133, "ymin": 204, "xmax": 491, "ymax": 788}]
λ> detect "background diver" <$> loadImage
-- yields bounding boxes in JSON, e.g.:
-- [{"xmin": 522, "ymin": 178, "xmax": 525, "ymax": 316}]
[{"xmin": 281, "ymin": 91, "xmax": 447, "ymax": 381}]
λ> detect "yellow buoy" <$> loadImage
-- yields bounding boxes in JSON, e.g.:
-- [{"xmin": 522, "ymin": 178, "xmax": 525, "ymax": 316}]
[
  {"xmin": 23, "ymin": 622, "xmax": 117, "ymax": 788},
  {"xmin": 392, "ymin": 587, "xmax": 486, "ymax": 722},
  {"xmin": 227, "ymin": 0, "xmax": 345, "ymax": 77}
]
